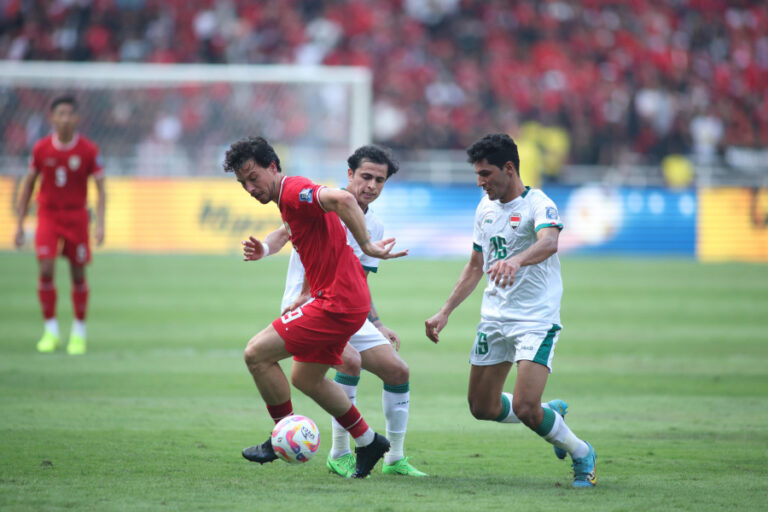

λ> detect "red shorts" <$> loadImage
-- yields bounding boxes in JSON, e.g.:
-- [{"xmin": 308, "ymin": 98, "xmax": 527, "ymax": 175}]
[
  {"xmin": 35, "ymin": 209, "xmax": 90, "ymax": 264},
  {"xmin": 272, "ymin": 299, "xmax": 368, "ymax": 365}
]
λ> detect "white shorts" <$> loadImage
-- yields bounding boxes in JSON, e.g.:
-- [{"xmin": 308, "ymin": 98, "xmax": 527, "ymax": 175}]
[
  {"xmin": 468, "ymin": 320, "xmax": 562, "ymax": 372},
  {"xmin": 348, "ymin": 319, "xmax": 390, "ymax": 353}
]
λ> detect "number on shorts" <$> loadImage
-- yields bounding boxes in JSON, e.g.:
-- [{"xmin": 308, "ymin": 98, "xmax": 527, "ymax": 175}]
[
  {"xmin": 55, "ymin": 166, "xmax": 67, "ymax": 187},
  {"xmin": 474, "ymin": 332, "xmax": 489, "ymax": 355},
  {"xmin": 280, "ymin": 308, "xmax": 303, "ymax": 324}
]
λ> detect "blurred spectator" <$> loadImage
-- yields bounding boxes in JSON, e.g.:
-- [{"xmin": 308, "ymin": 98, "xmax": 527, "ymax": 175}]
[{"xmin": 1, "ymin": 0, "xmax": 766, "ymax": 170}]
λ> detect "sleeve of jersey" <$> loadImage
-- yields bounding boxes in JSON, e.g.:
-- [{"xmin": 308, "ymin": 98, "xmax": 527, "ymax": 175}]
[
  {"xmin": 472, "ymin": 202, "xmax": 484, "ymax": 252},
  {"xmin": 282, "ymin": 178, "xmax": 326, "ymax": 217},
  {"xmin": 359, "ymin": 218, "xmax": 383, "ymax": 273},
  {"xmin": 533, "ymin": 194, "xmax": 564, "ymax": 233}
]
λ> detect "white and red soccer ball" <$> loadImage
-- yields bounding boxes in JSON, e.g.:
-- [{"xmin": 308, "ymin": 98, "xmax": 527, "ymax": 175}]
[{"xmin": 271, "ymin": 415, "xmax": 320, "ymax": 463}]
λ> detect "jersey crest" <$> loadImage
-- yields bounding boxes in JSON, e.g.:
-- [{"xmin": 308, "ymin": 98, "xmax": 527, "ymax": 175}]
[
  {"xmin": 509, "ymin": 212, "xmax": 521, "ymax": 229},
  {"xmin": 68, "ymin": 154, "xmax": 81, "ymax": 170}
]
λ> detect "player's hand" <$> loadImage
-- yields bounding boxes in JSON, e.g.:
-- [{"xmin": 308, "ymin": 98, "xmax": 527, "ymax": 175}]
[
  {"xmin": 425, "ymin": 312, "xmax": 448, "ymax": 344},
  {"xmin": 361, "ymin": 238, "xmax": 408, "ymax": 260},
  {"xmin": 14, "ymin": 226, "xmax": 25, "ymax": 248},
  {"xmin": 281, "ymin": 292, "xmax": 311, "ymax": 315},
  {"xmin": 487, "ymin": 258, "xmax": 521, "ymax": 288},
  {"xmin": 94, "ymin": 223, "xmax": 105, "ymax": 246},
  {"xmin": 378, "ymin": 325, "xmax": 401, "ymax": 351},
  {"xmin": 242, "ymin": 236, "xmax": 267, "ymax": 261}
]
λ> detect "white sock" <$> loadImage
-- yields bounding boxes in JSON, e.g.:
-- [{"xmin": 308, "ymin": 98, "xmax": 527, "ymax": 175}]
[
  {"xmin": 382, "ymin": 385, "xmax": 410, "ymax": 464},
  {"xmin": 71, "ymin": 319, "xmax": 86, "ymax": 338},
  {"xmin": 353, "ymin": 427, "xmax": 375, "ymax": 447},
  {"xmin": 329, "ymin": 374, "xmax": 358, "ymax": 458},
  {"xmin": 44, "ymin": 318, "xmax": 59, "ymax": 337},
  {"xmin": 545, "ymin": 410, "xmax": 589, "ymax": 459}
]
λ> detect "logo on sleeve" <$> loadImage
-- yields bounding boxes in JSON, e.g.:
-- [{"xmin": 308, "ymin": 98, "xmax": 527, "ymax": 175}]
[
  {"xmin": 546, "ymin": 207, "xmax": 559, "ymax": 220},
  {"xmin": 299, "ymin": 188, "xmax": 313, "ymax": 203},
  {"xmin": 509, "ymin": 212, "xmax": 521, "ymax": 229}
]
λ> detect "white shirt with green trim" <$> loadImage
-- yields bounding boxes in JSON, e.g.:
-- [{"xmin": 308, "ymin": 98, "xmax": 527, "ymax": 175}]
[
  {"xmin": 472, "ymin": 187, "xmax": 563, "ymax": 325},
  {"xmin": 281, "ymin": 207, "xmax": 383, "ymax": 312}
]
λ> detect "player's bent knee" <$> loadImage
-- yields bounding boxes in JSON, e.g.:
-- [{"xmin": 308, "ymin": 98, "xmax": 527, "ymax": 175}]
[
  {"xmin": 383, "ymin": 361, "xmax": 409, "ymax": 385},
  {"xmin": 468, "ymin": 399, "xmax": 497, "ymax": 421}
]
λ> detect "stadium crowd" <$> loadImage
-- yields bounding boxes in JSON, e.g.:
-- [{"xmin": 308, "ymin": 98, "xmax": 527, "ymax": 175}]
[{"xmin": 1, "ymin": 0, "xmax": 766, "ymax": 168}]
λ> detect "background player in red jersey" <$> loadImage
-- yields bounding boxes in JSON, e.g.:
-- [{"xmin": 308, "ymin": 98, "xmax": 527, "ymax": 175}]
[
  {"xmin": 14, "ymin": 95, "xmax": 106, "ymax": 355},
  {"xmin": 223, "ymin": 136, "xmax": 407, "ymax": 478}
]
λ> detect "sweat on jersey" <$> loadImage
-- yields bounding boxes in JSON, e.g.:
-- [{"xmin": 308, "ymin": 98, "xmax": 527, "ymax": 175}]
[
  {"xmin": 473, "ymin": 187, "xmax": 563, "ymax": 325},
  {"xmin": 277, "ymin": 176, "xmax": 370, "ymax": 314}
]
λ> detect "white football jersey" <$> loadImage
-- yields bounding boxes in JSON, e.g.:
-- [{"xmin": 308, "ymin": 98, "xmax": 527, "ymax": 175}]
[
  {"xmin": 281, "ymin": 207, "xmax": 383, "ymax": 312},
  {"xmin": 472, "ymin": 187, "xmax": 564, "ymax": 324}
]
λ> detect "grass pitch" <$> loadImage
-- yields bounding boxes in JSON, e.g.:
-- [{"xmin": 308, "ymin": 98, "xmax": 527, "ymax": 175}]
[{"xmin": 1, "ymin": 252, "xmax": 767, "ymax": 511}]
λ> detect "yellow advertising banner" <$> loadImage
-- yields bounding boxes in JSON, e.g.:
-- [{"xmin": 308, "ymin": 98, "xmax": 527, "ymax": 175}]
[
  {"xmin": 1, "ymin": 176, "xmax": 298, "ymax": 254},
  {"xmin": 698, "ymin": 187, "xmax": 768, "ymax": 262}
]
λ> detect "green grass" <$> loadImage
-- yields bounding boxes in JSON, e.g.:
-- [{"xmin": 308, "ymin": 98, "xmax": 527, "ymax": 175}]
[{"xmin": 1, "ymin": 252, "xmax": 767, "ymax": 511}]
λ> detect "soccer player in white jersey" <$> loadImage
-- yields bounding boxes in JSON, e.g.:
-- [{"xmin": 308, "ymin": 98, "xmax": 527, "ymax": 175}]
[
  {"xmin": 243, "ymin": 145, "xmax": 426, "ymax": 478},
  {"xmin": 424, "ymin": 133, "xmax": 597, "ymax": 488}
]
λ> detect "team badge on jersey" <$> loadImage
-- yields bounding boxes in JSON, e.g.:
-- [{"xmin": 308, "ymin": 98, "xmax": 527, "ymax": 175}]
[
  {"xmin": 299, "ymin": 188, "xmax": 313, "ymax": 203},
  {"xmin": 546, "ymin": 207, "xmax": 559, "ymax": 220},
  {"xmin": 510, "ymin": 212, "xmax": 521, "ymax": 229},
  {"xmin": 68, "ymin": 155, "xmax": 81, "ymax": 170}
]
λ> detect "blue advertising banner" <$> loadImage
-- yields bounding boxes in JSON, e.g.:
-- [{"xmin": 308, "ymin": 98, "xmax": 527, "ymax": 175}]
[{"xmin": 373, "ymin": 183, "xmax": 696, "ymax": 258}]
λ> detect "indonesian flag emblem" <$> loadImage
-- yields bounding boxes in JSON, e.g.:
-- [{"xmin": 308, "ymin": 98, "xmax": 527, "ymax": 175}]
[{"xmin": 510, "ymin": 213, "xmax": 521, "ymax": 229}]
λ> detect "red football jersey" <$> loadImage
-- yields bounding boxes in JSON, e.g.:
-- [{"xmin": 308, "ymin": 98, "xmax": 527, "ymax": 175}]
[
  {"xmin": 30, "ymin": 133, "xmax": 103, "ymax": 211},
  {"xmin": 278, "ymin": 176, "xmax": 370, "ymax": 314}
]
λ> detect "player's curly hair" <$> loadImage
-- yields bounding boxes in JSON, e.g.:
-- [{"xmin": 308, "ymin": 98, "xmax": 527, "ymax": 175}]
[
  {"xmin": 347, "ymin": 144, "xmax": 399, "ymax": 178},
  {"xmin": 223, "ymin": 136, "xmax": 282, "ymax": 174},
  {"xmin": 466, "ymin": 133, "xmax": 520, "ymax": 175}
]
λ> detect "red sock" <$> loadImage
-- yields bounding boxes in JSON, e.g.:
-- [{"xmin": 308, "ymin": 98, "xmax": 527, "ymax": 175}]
[
  {"xmin": 335, "ymin": 405, "xmax": 370, "ymax": 439},
  {"xmin": 266, "ymin": 401, "xmax": 293, "ymax": 424},
  {"xmin": 38, "ymin": 276, "xmax": 56, "ymax": 320},
  {"xmin": 72, "ymin": 279, "xmax": 89, "ymax": 321}
]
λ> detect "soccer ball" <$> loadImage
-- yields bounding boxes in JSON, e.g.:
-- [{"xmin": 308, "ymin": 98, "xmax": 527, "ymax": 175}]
[{"xmin": 271, "ymin": 415, "xmax": 320, "ymax": 463}]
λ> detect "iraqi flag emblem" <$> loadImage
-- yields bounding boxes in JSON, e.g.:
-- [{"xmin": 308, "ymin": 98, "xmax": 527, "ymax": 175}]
[{"xmin": 510, "ymin": 213, "xmax": 521, "ymax": 229}]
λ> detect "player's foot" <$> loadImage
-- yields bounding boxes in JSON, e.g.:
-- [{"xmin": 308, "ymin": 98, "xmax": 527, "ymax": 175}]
[
  {"xmin": 326, "ymin": 452, "xmax": 355, "ymax": 478},
  {"xmin": 546, "ymin": 399, "xmax": 568, "ymax": 460},
  {"xmin": 66, "ymin": 334, "xmax": 87, "ymax": 355},
  {"xmin": 382, "ymin": 457, "xmax": 428, "ymax": 477},
  {"xmin": 242, "ymin": 438, "xmax": 278, "ymax": 464},
  {"xmin": 36, "ymin": 331, "xmax": 61, "ymax": 353},
  {"xmin": 572, "ymin": 442, "xmax": 597, "ymax": 488},
  {"xmin": 351, "ymin": 433, "xmax": 390, "ymax": 479}
]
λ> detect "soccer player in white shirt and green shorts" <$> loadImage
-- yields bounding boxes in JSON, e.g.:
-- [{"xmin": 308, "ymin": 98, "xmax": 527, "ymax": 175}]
[
  {"xmin": 243, "ymin": 145, "xmax": 426, "ymax": 478},
  {"xmin": 425, "ymin": 133, "xmax": 597, "ymax": 488}
]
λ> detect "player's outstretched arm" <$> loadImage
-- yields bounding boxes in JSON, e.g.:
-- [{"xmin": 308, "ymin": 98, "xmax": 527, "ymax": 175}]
[
  {"xmin": 318, "ymin": 188, "xmax": 407, "ymax": 260},
  {"xmin": 242, "ymin": 225, "xmax": 290, "ymax": 261},
  {"xmin": 14, "ymin": 170, "xmax": 38, "ymax": 248},
  {"xmin": 425, "ymin": 249, "xmax": 484, "ymax": 343}
]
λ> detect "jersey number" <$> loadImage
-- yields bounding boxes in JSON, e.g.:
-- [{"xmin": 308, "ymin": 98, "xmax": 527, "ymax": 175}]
[
  {"xmin": 55, "ymin": 166, "xmax": 67, "ymax": 187},
  {"xmin": 473, "ymin": 332, "xmax": 489, "ymax": 355},
  {"xmin": 280, "ymin": 307, "xmax": 304, "ymax": 324},
  {"xmin": 490, "ymin": 236, "xmax": 507, "ymax": 259}
]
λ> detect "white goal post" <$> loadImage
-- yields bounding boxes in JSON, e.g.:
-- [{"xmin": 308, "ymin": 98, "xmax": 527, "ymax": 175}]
[{"xmin": 0, "ymin": 61, "xmax": 371, "ymax": 178}]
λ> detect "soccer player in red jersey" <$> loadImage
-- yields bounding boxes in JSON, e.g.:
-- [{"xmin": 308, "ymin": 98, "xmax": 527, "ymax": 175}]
[
  {"xmin": 14, "ymin": 96, "xmax": 106, "ymax": 355},
  {"xmin": 223, "ymin": 136, "xmax": 407, "ymax": 478}
]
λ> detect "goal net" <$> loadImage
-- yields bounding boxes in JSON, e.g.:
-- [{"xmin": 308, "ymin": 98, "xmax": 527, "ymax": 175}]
[{"xmin": 0, "ymin": 62, "xmax": 371, "ymax": 178}]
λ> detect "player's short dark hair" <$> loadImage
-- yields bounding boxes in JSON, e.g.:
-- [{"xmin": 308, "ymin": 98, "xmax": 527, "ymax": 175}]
[
  {"xmin": 51, "ymin": 95, "xmax": 77, "ymax": 112},
  {"xmin": 223, "ymin": 136, "xmax": 282, "ymax": 174},
  {"xmin": 466, "ymin": 133, "xmax": 520, "ymax": 175},
  {"xmin": 347, "ymin": 144, "xmax": 399, "ymax": 178}
]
